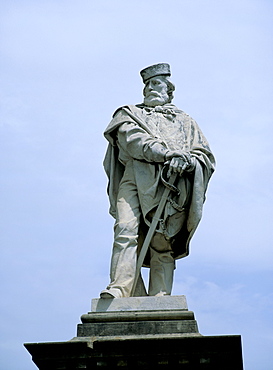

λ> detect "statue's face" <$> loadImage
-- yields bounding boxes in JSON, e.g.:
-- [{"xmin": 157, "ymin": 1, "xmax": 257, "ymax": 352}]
[{"xmin": 143, "ymin": 76, "xmax": 169, "ymax": 107}]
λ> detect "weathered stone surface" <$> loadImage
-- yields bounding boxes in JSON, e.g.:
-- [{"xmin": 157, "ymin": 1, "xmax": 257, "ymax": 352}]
[
  {"xmin": 25, "ymin": 295, "xmax": 243, "ymax": 369},
  {"xmin": 25, "ymin": 335, "xmax": 244, "ymax": 369},
  {"xmin": 77, "ymin": 319, "xmax": 199, "ymax": 337},
  {"xmin": 79, "ymin": 296, "xmax": 198, "ymax": 339},
  {"xmin": 91, "ymin": 295, "xmax": 188, "ymax": 312},
  {"xmin": 81, "ymin": 310, "xmax": 194, "ymax": 323}
]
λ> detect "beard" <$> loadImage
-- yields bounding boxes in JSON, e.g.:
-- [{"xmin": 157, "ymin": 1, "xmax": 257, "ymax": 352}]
[{"xmin": 143, "ymin": 91, "xmax": 169, "ymax": 107}]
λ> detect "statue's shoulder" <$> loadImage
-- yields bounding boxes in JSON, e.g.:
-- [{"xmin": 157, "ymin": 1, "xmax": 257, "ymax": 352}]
[
  {"xmin": 112, "ymin": 104, "xmax": 142, "ymax": 118},
  {"xmin": 104, "ymin": 105, "xmax": 141, "ymax": 140}
]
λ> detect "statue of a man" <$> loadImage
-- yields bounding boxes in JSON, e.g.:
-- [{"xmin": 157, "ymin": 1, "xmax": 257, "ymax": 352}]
[{"xmin": 100, "ymin": 63, "xmax": 215, "ymax": 299}]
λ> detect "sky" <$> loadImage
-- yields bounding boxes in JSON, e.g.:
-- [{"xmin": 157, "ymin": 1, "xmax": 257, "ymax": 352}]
[{"xmin": 0, "ymin": 0, "xmax": 272, "ymax": 369}]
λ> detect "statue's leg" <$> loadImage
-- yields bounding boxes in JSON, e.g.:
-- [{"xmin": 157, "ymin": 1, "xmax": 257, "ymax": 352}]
[
  {"xmin": 101, "ymin": 163, "xmax": 141, "ymax": 298},
  {"xmin": 148, "ymin": 235, "xmax": 175, "ymax": 296}
]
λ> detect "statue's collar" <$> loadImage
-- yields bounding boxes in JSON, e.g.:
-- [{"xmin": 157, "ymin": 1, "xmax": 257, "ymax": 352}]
[{"xmin": 135, "ymin": 103, "xmax": 181, "ymax": 118}]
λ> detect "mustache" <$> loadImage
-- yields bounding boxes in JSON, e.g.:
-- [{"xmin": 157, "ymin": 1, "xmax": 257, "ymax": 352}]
[{"xmin": 145, "ymin": 92, "xmax": 161, "ymax": 98}]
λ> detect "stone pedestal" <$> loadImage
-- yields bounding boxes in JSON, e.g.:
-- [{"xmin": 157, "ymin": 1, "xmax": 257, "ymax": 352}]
[{"xmin": 25, "ymin": 296, "xmax": 244, "ymax": 369}]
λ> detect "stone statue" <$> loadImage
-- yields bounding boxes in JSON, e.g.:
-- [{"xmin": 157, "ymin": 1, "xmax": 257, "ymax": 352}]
[{"xmin": 100, "ymin": 63, "xmax": 215, "ymax": 299}]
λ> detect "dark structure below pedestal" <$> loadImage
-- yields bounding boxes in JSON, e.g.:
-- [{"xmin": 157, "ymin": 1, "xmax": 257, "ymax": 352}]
[{"xmin": 25, "ymin": 296, "xmax": 243, "ymax": 369}]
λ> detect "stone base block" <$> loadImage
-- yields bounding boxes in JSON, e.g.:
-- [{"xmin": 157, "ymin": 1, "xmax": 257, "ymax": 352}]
[
  {"xmin": 91, "ymin": 295, "xmax": 188, "ymax": 312},
  {"xmin": 78, "ymin": 295, "xmax": 199, "ymax": 338},
  {"xmin": 24, "ymin": 296, "xmax": 244, "ymax": 369},
  {"xmin": 77, "ymin": 318, "xmax": 199, "ymax": 337},
  {"xmin": 25, "ymin": 335, "xmax": 243, "ymax": 369}
]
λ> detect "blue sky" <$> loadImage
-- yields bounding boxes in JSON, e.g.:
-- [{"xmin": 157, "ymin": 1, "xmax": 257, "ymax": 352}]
[{"xmin": 1, "ymin": 1, "xmax": 272, "ymax": 369}]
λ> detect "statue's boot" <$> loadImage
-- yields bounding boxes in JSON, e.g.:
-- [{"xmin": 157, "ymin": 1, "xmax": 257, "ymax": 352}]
[
  {"xmin": 148, "ymin": 247, "xmax": 175, "ymax": 296},
  {"xmin": 100, "ymin": 274, "xmax": 147, "ymax": 299}
]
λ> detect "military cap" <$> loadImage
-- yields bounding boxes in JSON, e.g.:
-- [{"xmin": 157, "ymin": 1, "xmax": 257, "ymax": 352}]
[{"xmin": 140, "ymin": 63, "xmax": 171, "ymax": 83}]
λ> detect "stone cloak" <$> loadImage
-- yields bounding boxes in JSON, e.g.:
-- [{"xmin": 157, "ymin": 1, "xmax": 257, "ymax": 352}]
[{"xmin": 103, "ymin": 104, "xmax": 215, "ymax": 261}]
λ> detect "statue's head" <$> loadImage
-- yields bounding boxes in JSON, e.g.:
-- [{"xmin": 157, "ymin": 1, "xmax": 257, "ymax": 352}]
[{"xmin": 140, "ymin": 63, "xmax": 175, "ymax": 107}]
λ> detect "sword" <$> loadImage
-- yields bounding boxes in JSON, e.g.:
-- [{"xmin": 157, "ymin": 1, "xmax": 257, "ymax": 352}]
[{"xmin": 131, "ymin": 171, "xmax": 177, "ymax": 296}]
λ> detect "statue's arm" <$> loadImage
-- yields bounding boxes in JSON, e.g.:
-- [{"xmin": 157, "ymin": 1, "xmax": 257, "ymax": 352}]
[
  {"xmin": 117, "ymin": 122, "xmax": 169, "ymax": 163},
  {"xmin": 117, "ymin": 121, "xmax": 197, "ymax": 174}
]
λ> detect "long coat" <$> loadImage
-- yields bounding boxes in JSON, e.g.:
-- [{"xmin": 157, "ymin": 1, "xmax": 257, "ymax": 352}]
[{"xmin": 103, "ymin": 104, "xmax": 215, "ymax": 261}]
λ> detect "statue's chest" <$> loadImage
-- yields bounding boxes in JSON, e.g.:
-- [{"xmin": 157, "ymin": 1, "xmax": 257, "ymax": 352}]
[{"xmin": 140, "ymin": 111, "xmax": 186, "ymax": 150}]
